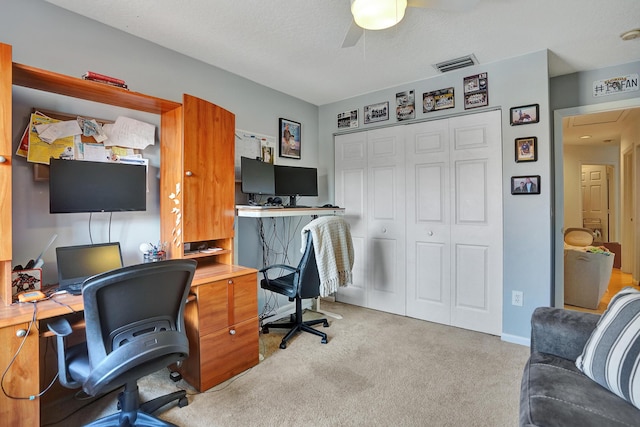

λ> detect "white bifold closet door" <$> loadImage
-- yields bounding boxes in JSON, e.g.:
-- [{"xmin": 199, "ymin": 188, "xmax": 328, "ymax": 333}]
[
  {"xmin": 334, "ymin": 127, "xmax": 406, "ymax": 315},
  {"xmin": 405, "ymin": 110, "xmax": 503, "ymax": 335},
  {"xmin": 336, "ymin": 110, "xmax": 502, "ymax": 335}
]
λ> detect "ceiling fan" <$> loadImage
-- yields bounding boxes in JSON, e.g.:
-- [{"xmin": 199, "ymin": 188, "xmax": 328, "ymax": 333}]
[{"xmin": 342, "ymin": 0, "xmax": 480, "ymax": 47}]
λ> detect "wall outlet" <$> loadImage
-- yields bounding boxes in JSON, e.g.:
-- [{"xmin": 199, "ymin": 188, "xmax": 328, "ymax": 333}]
[{"xmin": 512, "ymin": 290, "xmax": 523, "ymax": 307}]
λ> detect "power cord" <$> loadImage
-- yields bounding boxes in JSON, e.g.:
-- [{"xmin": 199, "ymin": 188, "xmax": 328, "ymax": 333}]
[{"xmin": 0, "ymin": 302, "xmax": 59, "ymax": 400}]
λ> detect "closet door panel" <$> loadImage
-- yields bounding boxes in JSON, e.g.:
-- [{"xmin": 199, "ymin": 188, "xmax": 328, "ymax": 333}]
[
  {"xmin": 335, "ymin": 133, "xmax": 367, "ymax": 306},
  {"xmin": 406, "ymin": 120, "xmax": 451, "ymax": 322},
  {"xmin": 367, "ymin": 127, "xmax": 405, "ymax": 315},
  {"xmin": 449, "ymin": 110, "xmax": 503, "ymax": 335}
]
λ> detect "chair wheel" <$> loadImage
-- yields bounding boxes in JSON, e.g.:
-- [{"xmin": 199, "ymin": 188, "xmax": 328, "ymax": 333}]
[
  {"xmin": 262, "ymin": 326, "xmax": 270, "ymax": 334},
  {"xmin": 323, "ymin": 321, "xmax": 329, "ymax": 327},
  {"xmin": 279, "ymin": 342, "xmax": 287, "ymax": 349},
  {"xmin": 321, "ymin": 338, "xmax": 328, "ymax": 344},
  {"xmin": 178, "ymin": 397, "xmax": 188, "ymax": 408}
]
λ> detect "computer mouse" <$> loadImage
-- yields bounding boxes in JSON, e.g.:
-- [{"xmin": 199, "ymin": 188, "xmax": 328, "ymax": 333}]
[{"xmin": 322, "ymin": 203, "xmax": 337, "ymax": 208}]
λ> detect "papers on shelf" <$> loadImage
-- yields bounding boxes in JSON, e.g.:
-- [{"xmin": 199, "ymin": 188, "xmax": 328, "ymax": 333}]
[{"xmin": 103, "ymin": 116, "xmax": 155, "ymax": 149}]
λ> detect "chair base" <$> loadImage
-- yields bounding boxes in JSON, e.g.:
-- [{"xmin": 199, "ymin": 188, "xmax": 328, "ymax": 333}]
[
  {"xmin": 86, "ymin": 382, "xmax": 187, "ymax": 427},
  {"xmin": 262, "ymin": 298, "xmax": 329, "ymax": 349}
]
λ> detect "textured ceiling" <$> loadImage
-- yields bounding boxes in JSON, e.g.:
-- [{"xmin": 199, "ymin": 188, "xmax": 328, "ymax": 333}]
[{"xmin": 43, "ymin": 0, "xmax": 640, "ymax": 107}]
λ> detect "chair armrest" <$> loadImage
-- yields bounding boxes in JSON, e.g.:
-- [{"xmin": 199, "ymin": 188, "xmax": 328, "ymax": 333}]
[
  {"xmin": 259, "ymin": 264, "xmax": 298, "ymax": 281},
  {"xmin": 47, "ymin": 317, "xmax": 73, "ymax": 337},
  {"xmin": 259, "ymin": 264, "xmax": 297, "ymax": 274},
  {"xmin": 530, "ymin": 307, "xmax": 600, "ymax": 361}
]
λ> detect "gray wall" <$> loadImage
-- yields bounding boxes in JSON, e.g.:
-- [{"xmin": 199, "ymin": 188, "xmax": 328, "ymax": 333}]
[{"xmin": 319, "ymin": 51, "xmax": 552, "ymax": 343}]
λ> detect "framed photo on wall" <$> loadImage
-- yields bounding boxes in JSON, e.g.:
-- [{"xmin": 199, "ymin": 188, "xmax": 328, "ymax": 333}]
[
  {"xmin": 510, "ymin": 104, "xmax": 539, "ymax": 125},
  {"xmin": 511, "ymin": 175, "xmax": 541, "ymax": 195},
  {"xmin": 515, "ymin": 137, "xmax": 537, "ymax": 162},
  {"xmin": 279, "ymin": 118, "xmax": 301, "ymax": 159},
  {"xmin": 364, "ymin": 101, "xmax": 389, "ymax": 124}
]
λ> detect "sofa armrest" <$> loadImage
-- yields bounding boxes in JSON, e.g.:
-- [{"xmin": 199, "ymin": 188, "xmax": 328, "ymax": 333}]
[{"xmin": 530, "ymin": 307, "xmax": 600, "ymax": 361}]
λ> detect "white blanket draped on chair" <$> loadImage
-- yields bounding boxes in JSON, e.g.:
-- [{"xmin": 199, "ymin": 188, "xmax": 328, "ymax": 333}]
[{"xmin": 301, "ymin": 216, "xmax": 354, "ymax": 297}]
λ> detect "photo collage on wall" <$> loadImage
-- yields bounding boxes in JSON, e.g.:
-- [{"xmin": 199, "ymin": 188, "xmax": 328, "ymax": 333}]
[{"xmin": 339, "ymin": 72, "xmax": 495, "ymax": 127}]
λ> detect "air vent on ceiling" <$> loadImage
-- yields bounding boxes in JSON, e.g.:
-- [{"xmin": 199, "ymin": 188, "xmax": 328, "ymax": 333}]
[{"xmin": 433, "ymin": 54, "xmax": 478, "ymax": 73}]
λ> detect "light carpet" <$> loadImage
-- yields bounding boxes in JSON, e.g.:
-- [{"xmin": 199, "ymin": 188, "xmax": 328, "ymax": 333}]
[{"xmin": 44, "ymin": 301, "xmax": 529, "ymax": 427}]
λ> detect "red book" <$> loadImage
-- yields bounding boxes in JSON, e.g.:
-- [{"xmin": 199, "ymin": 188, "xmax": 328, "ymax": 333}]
[{"xmin": 82, "ymin": 71, "xmax": 126, "ymax": 86}]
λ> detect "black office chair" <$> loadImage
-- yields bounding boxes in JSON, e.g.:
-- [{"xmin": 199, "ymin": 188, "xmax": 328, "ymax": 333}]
[
  {"xmin": 47, "ymin": 259, "xmax": 197, "ymax": 427},
  {"xmin": 260, "ymin": 234, "xmax": 330, "ymax": 349}
]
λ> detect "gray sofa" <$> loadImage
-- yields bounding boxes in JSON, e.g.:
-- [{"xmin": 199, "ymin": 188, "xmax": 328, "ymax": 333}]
[{"xmin": 519, "ymin": 307, "xmax": 640, "ymax": 427}]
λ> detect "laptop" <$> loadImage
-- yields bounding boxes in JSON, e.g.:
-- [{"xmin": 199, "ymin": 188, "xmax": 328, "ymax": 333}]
[{"xmin": 56, "ymin": 242, "xmax": 124, "ymax": 295}]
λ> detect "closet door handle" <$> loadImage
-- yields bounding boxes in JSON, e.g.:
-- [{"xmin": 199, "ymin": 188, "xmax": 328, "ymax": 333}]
[
  {"xmin": 185, "ymin": 171, "xmax": 193, "ymax": 177},
  {"xmin": 428, "ymin": 231, "xmax": 434, "ymax": 236}
]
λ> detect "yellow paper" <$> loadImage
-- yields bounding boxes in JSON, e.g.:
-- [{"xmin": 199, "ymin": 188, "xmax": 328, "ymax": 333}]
[{"xmin": 27, "ymin": 113, "xmax": 75, "ymax": 164}]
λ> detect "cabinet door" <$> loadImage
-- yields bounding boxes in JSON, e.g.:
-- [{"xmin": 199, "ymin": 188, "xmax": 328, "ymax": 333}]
[
  {"xmin": 0, "ymin": 44, "xmax": 12, "ymax": 297},
  {"xmin": 182, "ymin": 94, "xmax": 235, "ymax": 243},
  {"xmin": 0, "ymin": 324, "xmax": 39, "ymax": 426}
]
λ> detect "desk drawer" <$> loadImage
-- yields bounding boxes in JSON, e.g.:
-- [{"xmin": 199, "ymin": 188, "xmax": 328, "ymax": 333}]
[
  {"xmin": 198, "ymin": 317, "xmax": 259, "ymax": 391},
  {"xmin": 197, "ymin": 272, "xmax": 257, "ymax": 336}
]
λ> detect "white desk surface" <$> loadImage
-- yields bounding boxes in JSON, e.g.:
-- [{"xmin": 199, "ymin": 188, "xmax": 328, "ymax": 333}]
[{"xmin": 236, "ymin": 205, "xmax": 345, "ymax": 218}]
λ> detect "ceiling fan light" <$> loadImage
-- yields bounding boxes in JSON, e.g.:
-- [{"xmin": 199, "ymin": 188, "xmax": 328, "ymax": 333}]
[{"xmin": 351, "ymin": 0, "xmax": 408, "ymax": 31}]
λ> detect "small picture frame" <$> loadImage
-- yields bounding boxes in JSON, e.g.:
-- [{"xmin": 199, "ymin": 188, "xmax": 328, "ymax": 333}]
[
  {"xmin": 510, "ymin": 104, "xmax": 539, "ymax": 126},
  {"xmin": 279, "ymin": 118, "xmax": 301, "ymax": 159},
  {"xmin": 364, "ymin": 101, "xmax": 389, "ymax": 124},
  {"xmin": 511, "ymin": 175, "xmax": 541, "ymax": 195},
  {"xmin": 515, "ymin": 137, "xmax": 537, "ymax": 162},
  {"xmin": 337, "ymin": 109, "xmax": 358, "ymax": 129}
]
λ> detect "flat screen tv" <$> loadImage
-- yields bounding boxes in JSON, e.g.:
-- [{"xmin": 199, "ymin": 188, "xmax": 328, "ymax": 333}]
[
  {"xmin": 240, "ymin": 157, "xmax": 275, "ymax": 198},
  {"xmin": 49, "ymin": 158, "xmax": 147, "ymax": 213},
  {"xmin": 274, "ymin": 165, "xmax": 318, "ymax": 206}
]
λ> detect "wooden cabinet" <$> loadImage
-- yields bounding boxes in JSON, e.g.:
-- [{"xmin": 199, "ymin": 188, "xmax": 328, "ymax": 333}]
[
  {"xmin": 0, "ymin": 43, "xmax": 12, "ymax": 301},
  {"xmin": 0, "ymin": 322, "xmax": 39, "ymax": 426},
  {"xmin": 179, "ymin": 268, "xmax": 259, "ymax": 391},
  {"xmin": 161, "ymin": 94, "xmax": 236, "ymax": 265},
  {"xmin": 0, "ymin": 41, "xmax": 259, "ymax": 424}
]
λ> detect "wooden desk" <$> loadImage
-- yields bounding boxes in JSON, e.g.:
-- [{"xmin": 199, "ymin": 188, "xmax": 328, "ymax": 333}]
[{"xmin": 0, "ymin": 263, "xmax": 258, "ymax": 426}]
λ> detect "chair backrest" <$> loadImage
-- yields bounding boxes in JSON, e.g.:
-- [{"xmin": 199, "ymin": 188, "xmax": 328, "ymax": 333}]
[
  {"xmin": 297, "ymin": 234, "xmax": 321, "ymax": 299},
  {"xmin": 81, "ymin": 259, "xmax": 196, "ymax": 395}
]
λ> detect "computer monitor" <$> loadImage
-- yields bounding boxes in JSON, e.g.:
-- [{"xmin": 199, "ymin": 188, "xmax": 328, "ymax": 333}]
[
  {"xmin": 56, "ymin": 242, "xmax": 123, "ymax": 293},
  {"xmin": 49, "ymin": 158, "xmax": 147, "ymax": 214},
  {"xmin": 274, "ymin": 165, "xmax": 318, "ymax": 206},
  {"xmin": 240, "ymin": 157, "xmax": 275, "ymax": 201}
]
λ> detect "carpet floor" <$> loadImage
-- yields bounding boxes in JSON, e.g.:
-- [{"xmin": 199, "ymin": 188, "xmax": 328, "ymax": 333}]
[{"xmin": 44, "ymin": 301, "xmax": 529, "ymax": 427}]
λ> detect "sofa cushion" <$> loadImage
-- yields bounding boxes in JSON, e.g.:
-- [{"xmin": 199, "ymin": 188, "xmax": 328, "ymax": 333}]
[
  {"xmin": 521, "ymin": 352, "xmax": 640, "ymax": 426},
  {"xmin": 576, "ymin": 287, "xmax": 640, "ymax": 410}
]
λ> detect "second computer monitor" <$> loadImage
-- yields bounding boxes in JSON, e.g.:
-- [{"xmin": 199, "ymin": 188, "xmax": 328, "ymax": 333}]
[{"xmin": 274, "ymin": 165, "xmax": 318, "ymax": 206}]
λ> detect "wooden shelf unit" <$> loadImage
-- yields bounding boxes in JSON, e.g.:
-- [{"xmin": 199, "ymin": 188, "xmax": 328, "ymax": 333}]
[{"xmin": 0, "ymin": 42, "xmax": 259, "ymax": 426}]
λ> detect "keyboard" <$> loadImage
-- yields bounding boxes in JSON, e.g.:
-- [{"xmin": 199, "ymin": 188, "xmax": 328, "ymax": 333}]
[
  {"xmin": 284, "ymin": 205, "xmax": 311, "ymax": 208},
  {"xmin": 65, "ymin": 283, "xmax": 82, "ymax": 295}
]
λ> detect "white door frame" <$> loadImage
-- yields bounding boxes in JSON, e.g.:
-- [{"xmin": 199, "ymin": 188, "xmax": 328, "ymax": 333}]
[{"xmin": 553, "ymin": 97, "xmax": 640, "ymax": 306}]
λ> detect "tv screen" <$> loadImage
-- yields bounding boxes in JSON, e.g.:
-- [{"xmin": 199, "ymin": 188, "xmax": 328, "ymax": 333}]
[
  {"xmin": 49, "ymin": 159, "xmax": 147, "ymax": 213},
  {"xmin": 240, "ymin": 157, "xmax": 275, "ymax": 195},
  {"xmin": 274, "ymin": 165, "xmax": 318, "ymax": 197}
]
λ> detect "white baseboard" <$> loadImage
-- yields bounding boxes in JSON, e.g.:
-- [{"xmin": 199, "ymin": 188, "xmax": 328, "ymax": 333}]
[{"xmin": 501, "ymin": 333, "xmax": 530, "ymax": 347}]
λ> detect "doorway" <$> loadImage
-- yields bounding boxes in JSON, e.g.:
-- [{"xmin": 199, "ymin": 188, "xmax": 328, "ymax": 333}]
[{"xmin": 554, "ymin": 99, "xmax": 640, "ymax": 308}]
